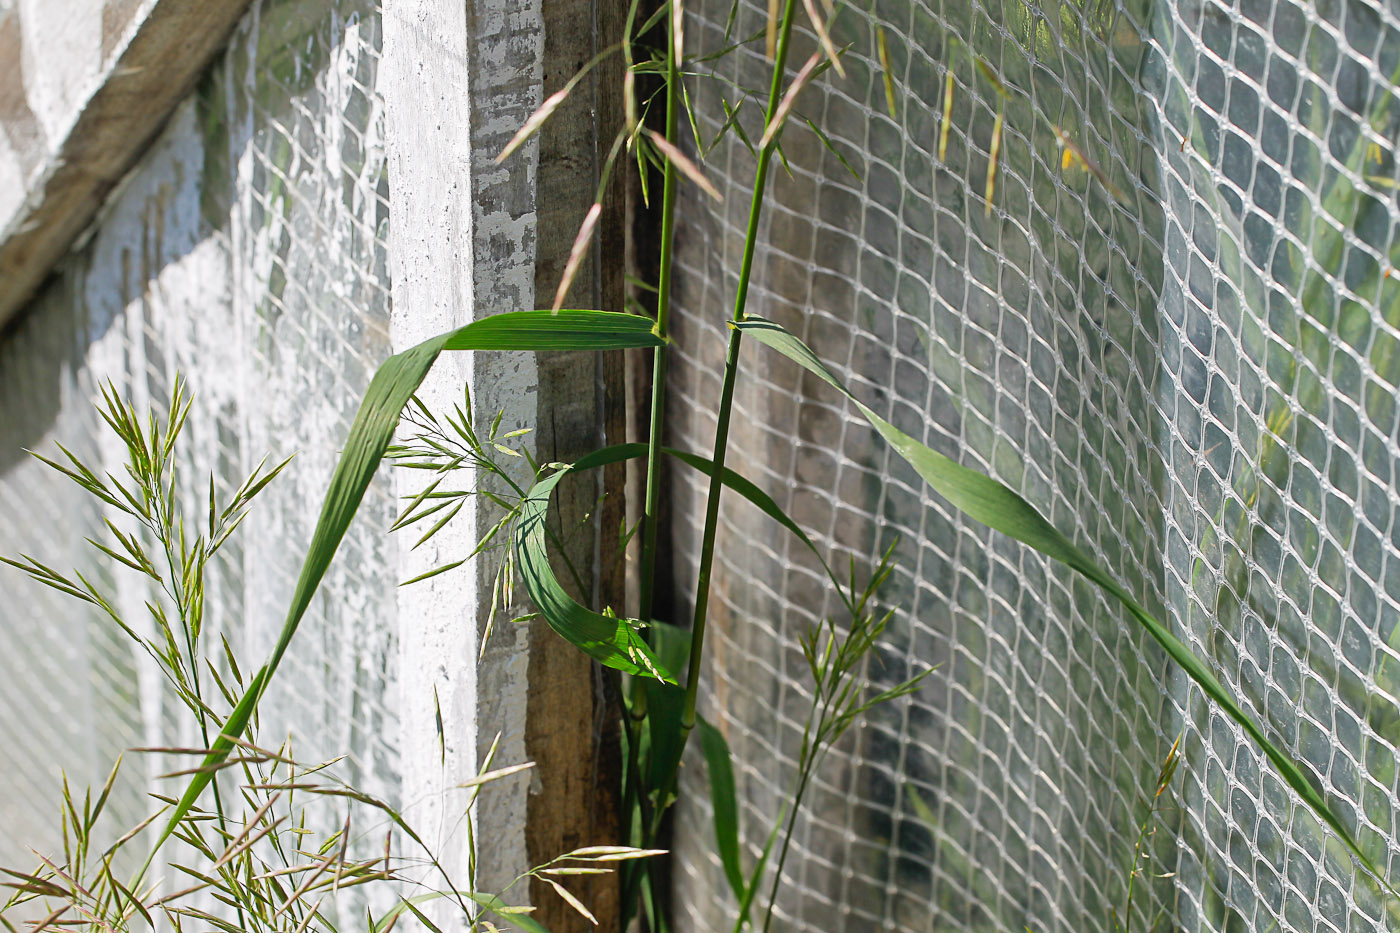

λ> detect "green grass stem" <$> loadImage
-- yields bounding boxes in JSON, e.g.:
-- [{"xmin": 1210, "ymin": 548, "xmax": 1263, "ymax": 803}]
[
  {"xmin": 680, "ymin": 0, "xmax": 799, "ymax": 738},
  {"xmin": 637, "ymin": 0, "xmax": 685, "ymax": 628},
  {"xmin": 626, "ymin": 4, "xmax": 803, "ymax": 921},
  {"xmin": 625, "ymin": 5, "xmax": 686, "ymax": 920}
]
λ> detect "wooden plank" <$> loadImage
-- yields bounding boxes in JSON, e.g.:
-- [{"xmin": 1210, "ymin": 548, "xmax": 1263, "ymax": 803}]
[
  {"xmin": 0, "ymin": 0, "xmax": 254, "ymax": 328},
  {"xmin": 526, "ymin": 0, "xmax": 628, "ymax": 929}
]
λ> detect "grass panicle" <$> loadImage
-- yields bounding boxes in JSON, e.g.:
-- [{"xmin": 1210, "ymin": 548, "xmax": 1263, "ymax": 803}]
[{"xmin": 2, "ymin": 382, "xmax": 653, "ymax": 933}]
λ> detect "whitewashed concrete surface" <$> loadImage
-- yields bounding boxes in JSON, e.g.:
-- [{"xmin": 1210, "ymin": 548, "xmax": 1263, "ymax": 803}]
[
  {"xmin": 382, "ymin": 0, "xmax": 544, "ymax": 915},
  {"xmin": 0, "ymin": 0, "xmax": 399, "ymax": 909}
]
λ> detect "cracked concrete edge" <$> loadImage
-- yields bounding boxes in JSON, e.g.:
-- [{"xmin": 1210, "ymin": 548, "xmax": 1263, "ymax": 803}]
[{"xmin": 0, "ymin": 0, "xmax": 254, "ymax": 328}]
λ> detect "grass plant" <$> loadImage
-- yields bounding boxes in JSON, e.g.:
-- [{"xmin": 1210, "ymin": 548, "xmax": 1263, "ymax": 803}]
[
  {"xmin": 1113, "ymin": 736, "xmax": 1183, "ymax": 933},
  {"xmin": 5, "ymin": 0, "xmax": 1400, "ymax": 930},
  {"xmin": 0, "ymin": 381, "xmax": 657, "ymax": 933}
]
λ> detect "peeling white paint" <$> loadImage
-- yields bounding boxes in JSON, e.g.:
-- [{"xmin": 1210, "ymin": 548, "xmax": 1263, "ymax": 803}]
[{"xmin": 16, "ymin": 0, "xmax": 105, "ymax": 146}]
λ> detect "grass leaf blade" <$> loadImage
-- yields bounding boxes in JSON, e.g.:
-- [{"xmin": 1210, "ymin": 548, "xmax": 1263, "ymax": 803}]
[
  {"xmin": 735, "ymin": 315, "xmax": 1397, "ymax": 896},
  {"xmin": 151, "ymin": 310, "xmax": 663, "ymax": 858},
  {"xmin": 516, "ymin": 460, "xmax": 674, "ymax": 682},
  {"xmin": 697, "ymin": 716, "xmax": 744, "ymax": 904}
]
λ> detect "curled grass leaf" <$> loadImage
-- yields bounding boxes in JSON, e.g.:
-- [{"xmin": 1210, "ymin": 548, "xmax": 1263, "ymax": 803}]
[
  {"xmin": 515, "ymin": 439, "xmax": 864, "ymax": 684},
  {"xmin": 516, "ymin": 459, "xmax": 673, "ymax": 681}
]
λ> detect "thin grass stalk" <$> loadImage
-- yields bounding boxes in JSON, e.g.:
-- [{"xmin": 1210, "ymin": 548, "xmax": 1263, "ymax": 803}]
[
  {"xmin": 758, "ymin": 745, "xmax": 813, "ymax": 933},
  {"xmin": 667, "ymin": 0, "xmax": 800, "ymax": 789},
  {"xmin": 147, "ymin": 407, "xmax": 248, "ymax": 933},
  {"xmin": 637, "ymin": 0, "xmax": 685, "ymax": 627},
  {"xmin": 623, "ymin": 4, "xmax": 687, "ymax": 919},
  {"xmin": 622, "ymin": 5, "xmax": 802, "ymax": 923}
]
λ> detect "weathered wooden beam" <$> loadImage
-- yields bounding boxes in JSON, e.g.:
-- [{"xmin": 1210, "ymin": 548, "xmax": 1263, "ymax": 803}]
[
  {"xmin": 0, "ymin": 0, "xmax": 254, "ymax": 329},
  {"xmin": 527, "ymin": 0, "xmax": 628, "ymax": 928}
]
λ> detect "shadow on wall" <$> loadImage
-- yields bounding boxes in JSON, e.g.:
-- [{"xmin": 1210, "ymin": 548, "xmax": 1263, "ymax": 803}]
[{"xmin": 0, "ymin": 0, "xmax": 387, "ymax": 468}]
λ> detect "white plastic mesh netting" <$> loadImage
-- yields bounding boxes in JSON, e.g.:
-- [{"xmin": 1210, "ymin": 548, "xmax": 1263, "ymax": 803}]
[
  {"xmin": 666, "ymin": 0, "xmax": 1400, "ymax": 930},
  {"xmin": 0, "ymin": 0, "xmax": 395, "ymax": 869}
]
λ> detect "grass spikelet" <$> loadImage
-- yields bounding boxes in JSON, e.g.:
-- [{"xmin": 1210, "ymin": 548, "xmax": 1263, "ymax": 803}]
[
  {"xmin": 647, "ymin": 131, "xmax": 722, "ymax": 201},
  {"xmin": 804, "ymin": 0, "xmax": 845, "ymax": 78},
  {"xmin": 547, "ymin": 879, "xmax": 598, "ymax": 925},
  {"xmin": 1053, "ymin": 125, "xmax": 1127, "ymax": 202},
  {"xmin": 497, "ymin": 46, "xmax": 622, "ymax": 164},
  {"xmin": 974, "ymin": 57, "xmax": 1008, "ymax": 98},
  {"xmin": 497, "ymin": 87, "xmax": 569, "ymax": 164},
  {"xmin": 760, "ymin": 51, "xmax": 823, "ymax": 149},
  {"xmin": 984, "ymin": 108, "xmax": 1003, "ymax": 216},
  {"xmin": 876, "ymin": 27, "xmax": 895, "ymax": 117},
  {"xmin": 672, "ymin": 0, "xmax": 685, "ymax": 66},
  {"xmin": 553, "ymin": 203, "xmax": 603, "ymax": 311},
  {"xmin": 939, "ymin": 69, "xmax": 954, "ymax": 160}
]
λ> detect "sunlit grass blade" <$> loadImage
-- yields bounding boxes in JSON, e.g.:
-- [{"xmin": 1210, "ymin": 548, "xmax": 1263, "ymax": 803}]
[
  {"xmin": 713, "ymin": 98, "xmax": 755, "ymax": 157},
  {"xmin": 150, "ymin": 310, "xmax": 663, "ymax": 861},
  {"xmin": 467, "ymin": 893, "xmax": 549, "ymax": 933},
  {"xmin": 373, "ymin": 894, "xmax": 496, "ymax": 933},
  {"xmin": 735, "ymin": 315, "xmax": 1398, "ymax": 897},
  {"xmin": 398, "ymin": 559, "xmax": 467, "ymax": 587},
  {"xmin": 801, "ymin": 116, "xmax": 860, "ymax": 180}
]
